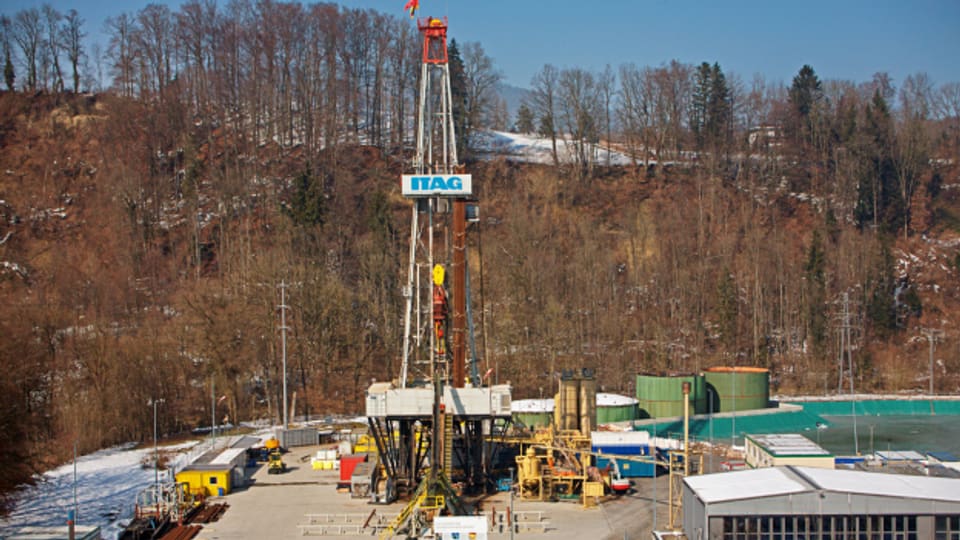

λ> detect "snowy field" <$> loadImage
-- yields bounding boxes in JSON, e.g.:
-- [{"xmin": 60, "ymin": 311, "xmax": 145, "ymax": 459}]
[
  {"xmin": 478, "ymin": 130, "xmax": 636, "ymax": 166},
  {"xmin": 0, "ymin": 440, "xmax": 206, "ymax": 540}
]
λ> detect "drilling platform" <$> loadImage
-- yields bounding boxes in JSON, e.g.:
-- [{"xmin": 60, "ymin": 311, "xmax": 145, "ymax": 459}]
[{"xmin": 365, "ymin": 15, "xmax": 512, "ymax": 538}]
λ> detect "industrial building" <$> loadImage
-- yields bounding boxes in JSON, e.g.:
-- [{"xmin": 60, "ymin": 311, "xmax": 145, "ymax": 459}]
[
  {"xmin": 682, "ymin": 466, "xmax": 960, "ymax": 540},
  {"xmin": 744, "ymin": 434, "xmax": 834, "ymax": 469}
]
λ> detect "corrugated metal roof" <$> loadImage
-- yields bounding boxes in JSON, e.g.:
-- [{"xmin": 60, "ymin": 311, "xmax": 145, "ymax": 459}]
[
  {"xmin": 876, "ymin": 450, "xmax": 925, "ymax": 461},
  {"xmin": 927, "ymin": 451, "xmax": 959, "ymax": 463},
  {"xmin": 210, "ymin": 447, "xmax": 247, "ymax": 465},
  {"xmin": 686, "ymin": 466, "xmax": 960, "ymax": 504},
  {"xmin": 798, "ymin": 466, "xmax": 960, "ymax": 503},
  {"xmin": 231, "ymin": 435, "xmax": 261, "ymax": 449},
  {"xmin": 685, "ymin": 467, "xmax": 808, "ymax": 503},
  {"xmin": 749, "ymin": 433, "xmax": 832, "ymax": 456}
]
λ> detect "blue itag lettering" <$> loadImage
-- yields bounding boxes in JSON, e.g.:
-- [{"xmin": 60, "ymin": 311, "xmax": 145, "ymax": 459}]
[{"xmin": 411, "ymin": 176, "xmax": 462, "ymax": 191}]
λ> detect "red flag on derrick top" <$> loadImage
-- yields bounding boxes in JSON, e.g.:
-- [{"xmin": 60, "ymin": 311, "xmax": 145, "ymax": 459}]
[{"xmin": 404, "ymin": 0, "xmax": 419, "ymax": 19}]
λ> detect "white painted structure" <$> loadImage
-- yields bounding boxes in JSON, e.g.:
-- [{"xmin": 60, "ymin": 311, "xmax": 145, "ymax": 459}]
[
  {"xmin": 744, "ymin": 433, "xmax": 834, "ymax": 469},
  {"xmin": 683, "ymin": 466, "xmax": 960, "ymax": 540}
]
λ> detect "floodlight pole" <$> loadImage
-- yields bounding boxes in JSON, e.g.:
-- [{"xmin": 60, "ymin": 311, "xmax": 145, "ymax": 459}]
[
  {"xmin": 280, "ymin": 280, "xmax": 290, "ymax": 430},
  {"xmin": 921, "ymin": 328, "xmax": 943, "ymax": 396},
  {"xmin": 152, "ymin": 398, "xmax": 165, "ymax": 493}
]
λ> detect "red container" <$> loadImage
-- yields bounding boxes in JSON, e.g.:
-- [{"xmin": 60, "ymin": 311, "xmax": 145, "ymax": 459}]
[{"xmin": 339, "ymin": 454, "xmax": 368, "ymax": 485}]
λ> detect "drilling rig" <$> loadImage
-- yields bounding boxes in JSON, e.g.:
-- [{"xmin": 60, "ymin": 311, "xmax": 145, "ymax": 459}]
[{"xmin": 366, "ymin": 15, "xmax": 512, "ymax": 539}]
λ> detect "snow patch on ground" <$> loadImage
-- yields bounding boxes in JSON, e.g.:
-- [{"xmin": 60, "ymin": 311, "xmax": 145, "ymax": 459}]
[
  {"xmin": 477, "ymin": 130, "xmax": 636, "ymax": 166},
  {"xmin": 0, "ymin": 441, "xmax": 200, "ymax": 539}
]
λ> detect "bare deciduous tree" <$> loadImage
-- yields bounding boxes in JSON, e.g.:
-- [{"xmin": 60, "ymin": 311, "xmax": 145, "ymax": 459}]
[
  {"xmin": 529, "ymin": 64, "xmax": 561, "ymax": 167},
  {"xmin": 61, "ymin": 9, "xmax": 84, "ymax": 93},
  {"xmin": 13, "ymin": 8, "xmax": 42, "ymax": 91},
  {"xmin": 460, "ymin": 41, "xmax": 502, "ymax": 156}
]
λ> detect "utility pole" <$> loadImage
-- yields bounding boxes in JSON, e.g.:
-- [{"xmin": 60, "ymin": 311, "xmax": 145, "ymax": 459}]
[
  {"xmin": 151, "ymin": 398, "xmax": 165, "ymax": 494},
  {"xmin": 921, "ymin": 328, "xmax": 944, "ymax": 395},
  {"xmin": 211, "ymin": 378, "xmax": 216, "ymax": 447},
  {"xmin": 279, "ymin": 280, "xmax": 290, "ymax": 430}
]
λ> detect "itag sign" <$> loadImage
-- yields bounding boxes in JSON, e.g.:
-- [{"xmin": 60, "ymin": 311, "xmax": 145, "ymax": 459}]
[{"xmin": 401, "ymin": 174, "xmax": 472, "ymax": 197}]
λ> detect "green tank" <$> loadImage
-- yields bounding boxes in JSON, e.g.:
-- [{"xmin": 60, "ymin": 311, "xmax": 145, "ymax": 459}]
[
  {"xmin": 635, "ymin": 374, "xmax": 706, "ymax": 419},
  {"xmin": 703, "ymin": 367, "xmax": 770, "ymax": 412},
  {"xmin": 596, "ymin": 393, "xmax": 639, "ymax": 424},
  {"xmin": 511, "ymin": 399, "xmax": 553, "ymax": 428}
]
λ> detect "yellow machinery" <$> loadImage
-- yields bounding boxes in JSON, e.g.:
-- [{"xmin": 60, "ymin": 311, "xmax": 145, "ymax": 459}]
[
  {"xmin": 515, "ymin": 447, "xmax": 549, "ymax": 500},
  {"xmin": 268, "ymin": 449, "xmax": 286, "ymax": 474},
  {"xmin": 265, "ymin": 437, "xmax": 286, "ymax": 474}
]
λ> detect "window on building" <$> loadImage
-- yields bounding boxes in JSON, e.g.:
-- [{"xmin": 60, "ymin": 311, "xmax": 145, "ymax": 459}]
[
  {"xmin": 935, "ymin": 515, "xmax": 960, "ymax": 540},
  {"xmin": 720, "ymin": 513, "xmax": 923, "ymax": 540},
  {"xmin": 209, "ymin": 476, "xmax": 218, "ymax": 485}
]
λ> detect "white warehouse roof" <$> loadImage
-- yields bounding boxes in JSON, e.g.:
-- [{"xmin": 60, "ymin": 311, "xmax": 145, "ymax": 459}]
[
  {"xmin": 685, "ymin": 467, "xmax": 808, "ymax": 503},
  {"xmin": 799, "ymin": 466, "xmax": 960, "ymax": 503},
  {"xmin": 686, "ymin": 466, "xmax": 960, "ymax": 505}
]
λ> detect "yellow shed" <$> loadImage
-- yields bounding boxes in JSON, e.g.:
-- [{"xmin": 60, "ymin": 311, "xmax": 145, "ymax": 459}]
[{"xmin": 176, "ymin": 465, "xmax": 233, "ymax": 497}]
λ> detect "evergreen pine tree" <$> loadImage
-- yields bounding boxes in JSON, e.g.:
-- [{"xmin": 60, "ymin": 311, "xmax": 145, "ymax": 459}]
[
  {"xmin": 866, "ymin": 241, "xmax": 898, "ymax": 338},
  {"xmin": 707, "ymin": 63, "xmax": 731, "ymax": 149},
  {"xmin": 3, "ymin": 52, "xmax": 13, "ymax": 91},
  {"xmin": 287, "ymin": 163, "xmax": 325, "ymax": 227},
  {"xmin": 854, "ymin": 91, "xmax": 904, "ymax": 233},
  {"xmin": 447, "ymin": 39, "xmax": 468, "ymax": 158},
  {"xmin": 690, "ymin": 62, "xmax": 711, "ymax": 149},
  {"xmin": 789, "ymin": 65, "xmax": 822, "ymax": 118},
  {"xmin": 788, "ymin": 64, "xmax": 823, "ymax": 147},
  {"xmin": 804, "ymin": 230, "xmax": 827, "ymax": 356},
  {"xmin": 716, "ymin": 270, "xmax": 738, "ymax": 349},
  {"xmin": 515, "ymin": 103, "xmax": 535, "ymax": 134},
  {"xmin": 1, "ymin": 15, "xmax": 14, "ymax": 91}
]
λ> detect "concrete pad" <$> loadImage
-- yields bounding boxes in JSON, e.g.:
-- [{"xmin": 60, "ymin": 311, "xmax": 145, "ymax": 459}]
[{"xmin": 198, "ymin": 445, "xmax": 669, "ymax": 539}]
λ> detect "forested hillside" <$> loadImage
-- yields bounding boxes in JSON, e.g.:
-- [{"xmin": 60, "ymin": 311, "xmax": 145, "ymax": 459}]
[{"xmin": 1, "ymin": 1, "xmax": 959, "ymax": 513}]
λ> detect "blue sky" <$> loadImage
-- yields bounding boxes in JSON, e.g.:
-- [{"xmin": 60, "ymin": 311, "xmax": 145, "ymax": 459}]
[{"xmin": 3, "ymin": 0, "xmax": 959, "ymax": 90}]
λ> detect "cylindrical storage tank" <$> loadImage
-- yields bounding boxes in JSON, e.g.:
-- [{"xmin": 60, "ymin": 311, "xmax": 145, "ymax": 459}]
[
  {"xmin": 579, "ymin": 377, "xmax": 597, "ymax": 435},
  {"xmin": 703, "ymin": 367, "xmax": 770, "ymax": 412},
  {"xmin": 511, "ymin": 398, "xmax": 554, "ymax": 428},
  {"xmin": 560, "ymin": 379, "xmax": 580, "ymax": 430},
  {"xmin": 596, "ymin": 393, "xmax": 638, "ymax": 424},
  {"xmin": 635, "ymin": 373, "xmax": 706, "ymax": 418}
]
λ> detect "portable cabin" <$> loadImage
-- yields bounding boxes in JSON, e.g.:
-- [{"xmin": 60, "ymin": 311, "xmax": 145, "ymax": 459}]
[{"xmin": 176, "ymin": 464, "xmax": 232, "ymax": 497}]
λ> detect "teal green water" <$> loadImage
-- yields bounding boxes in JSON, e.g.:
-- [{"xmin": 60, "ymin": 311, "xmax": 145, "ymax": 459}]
[
  {"xmin": 815, "ymin": 414, "xmax": 960, "ymax": 456},
  {"xmin": 632, "ymin": 400, "xmax": 960, "ymax": 457},
  {"xmin": 792, "ymin": 399, "xmax": 960, "ymax": 416},
  {"xmin": 636, "ymin": 410, "xmax": 828, "ymax": 442}
]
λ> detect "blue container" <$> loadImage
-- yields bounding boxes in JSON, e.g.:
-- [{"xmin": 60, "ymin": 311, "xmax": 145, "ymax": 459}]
[
  {"xmin": 591, "ymin": 444, "xmax": 650, "ymax": 456},
  {"xmin": 595, "ymin": 456, "xmax": 656, "ymax": 477},
  {"xmin": 497, "ymin": 477, "xmax": 512, "ymax": 491}
]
